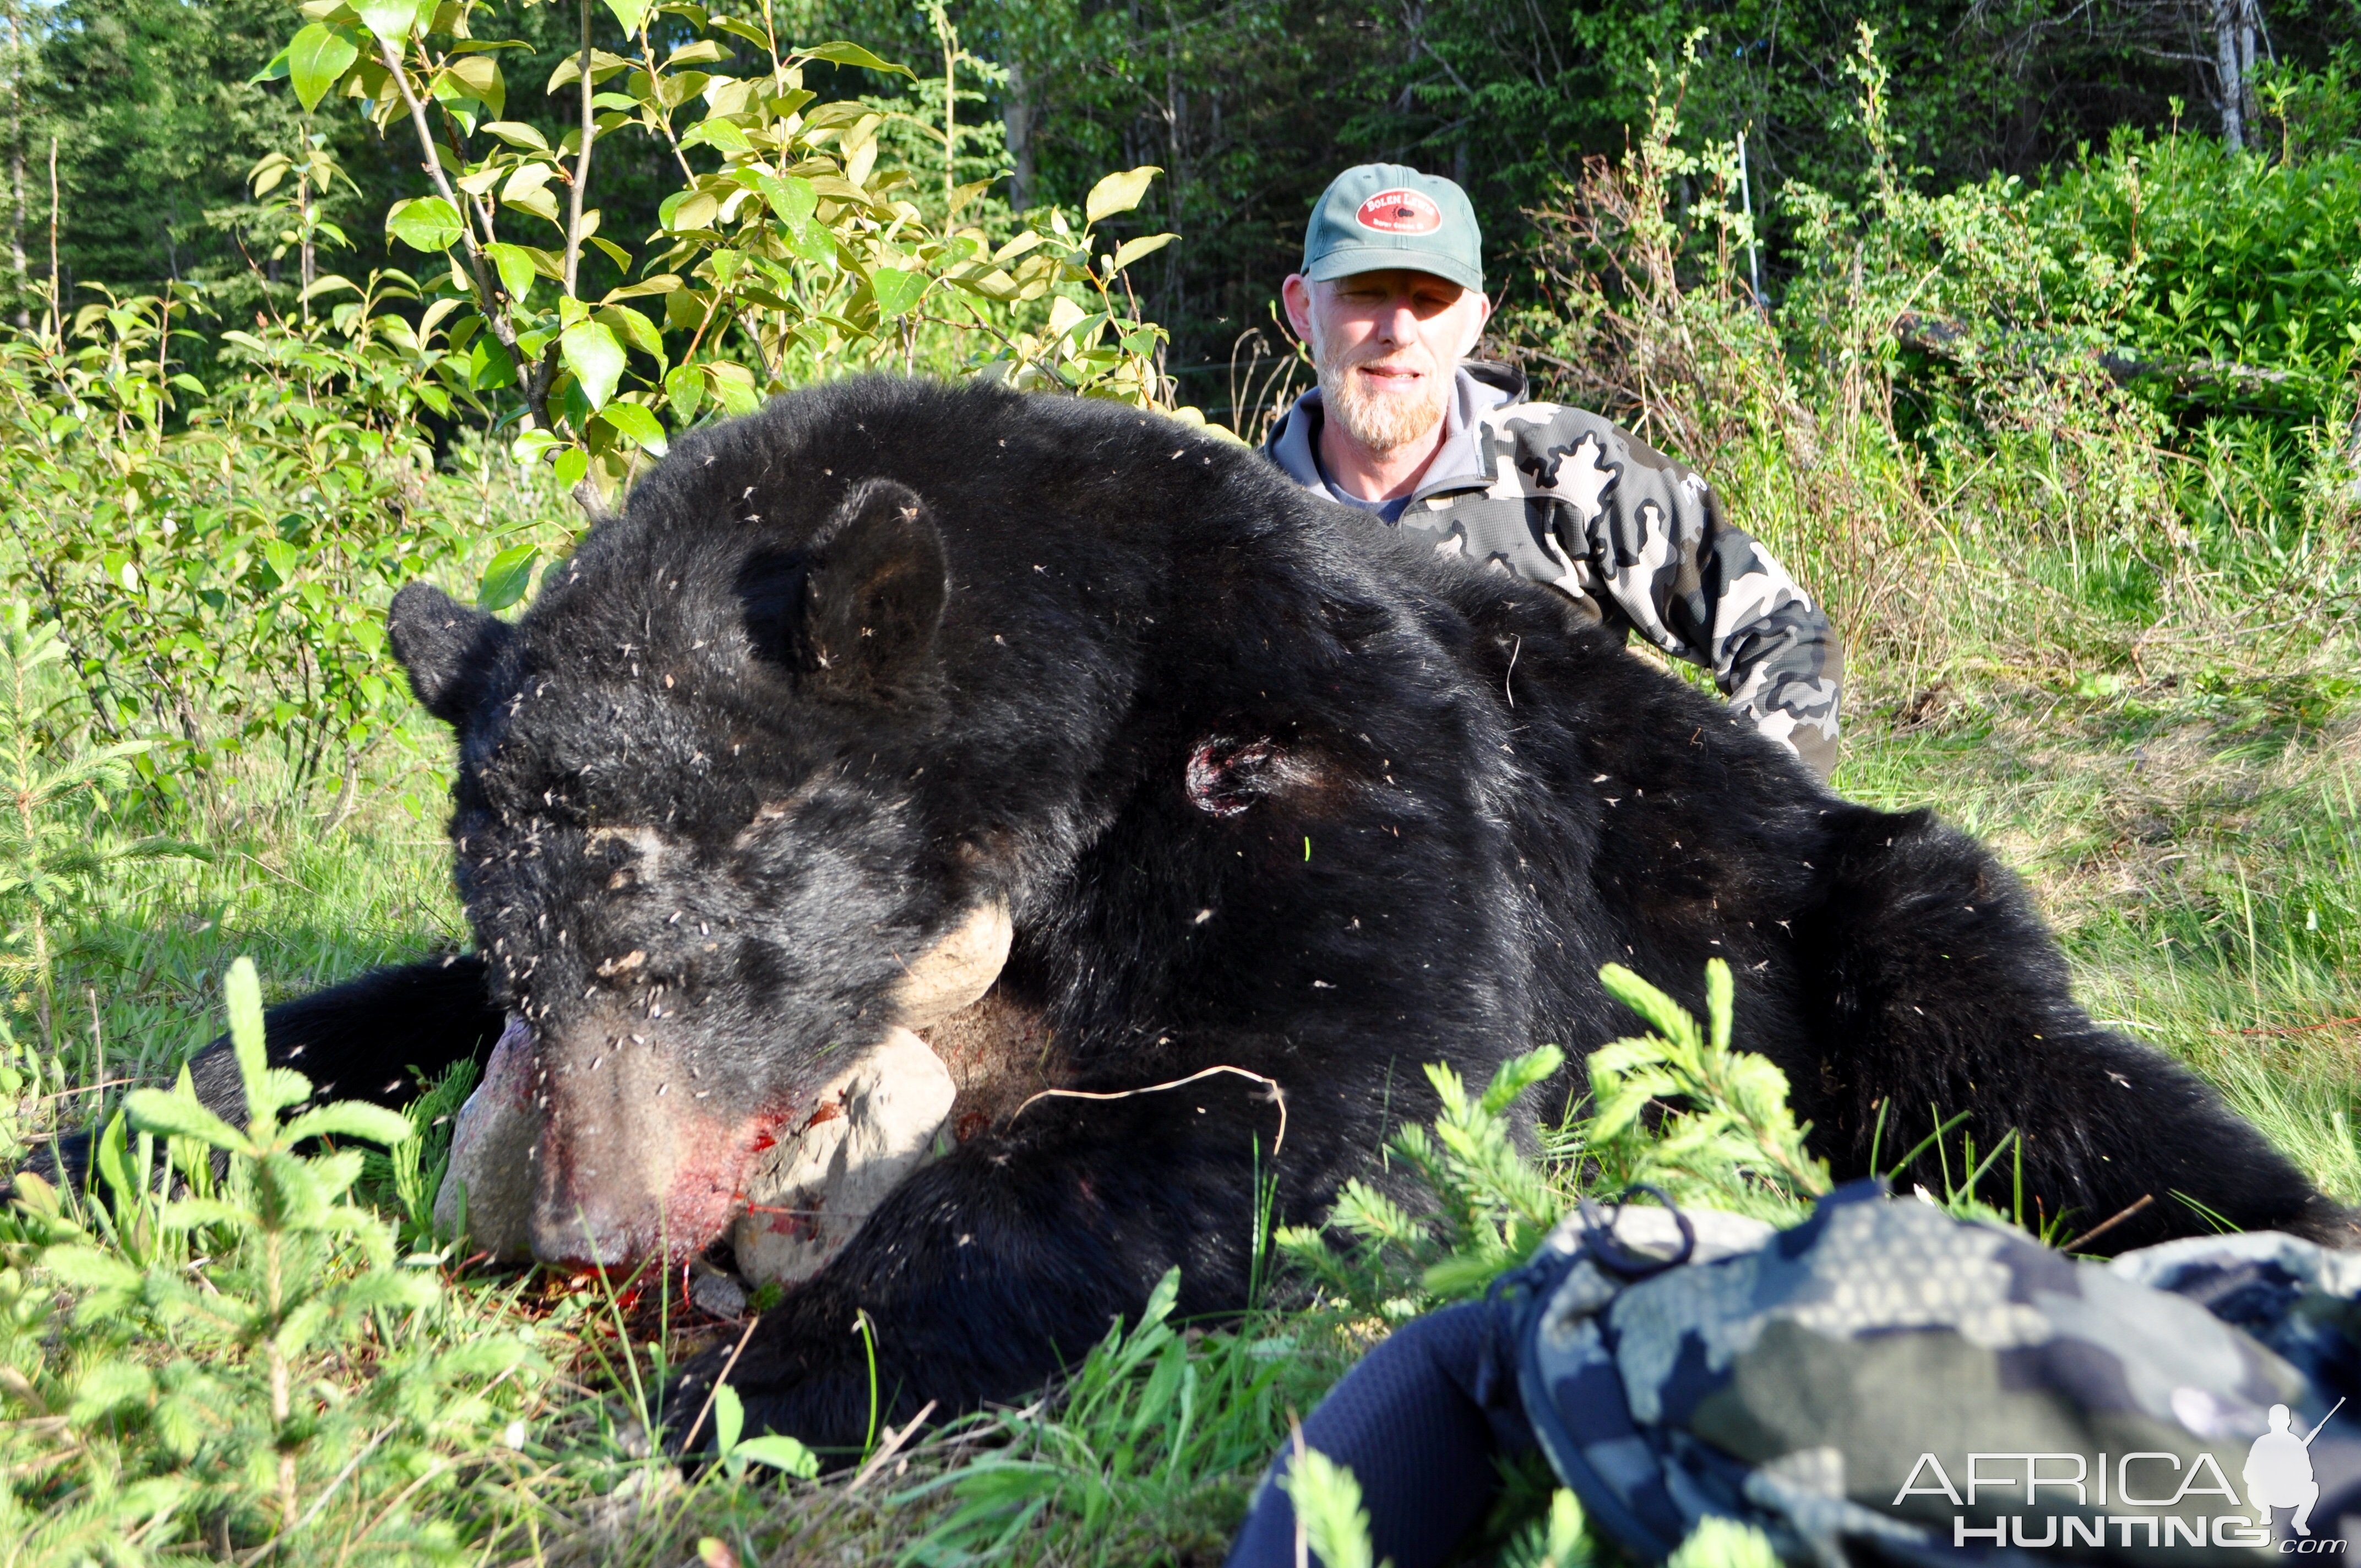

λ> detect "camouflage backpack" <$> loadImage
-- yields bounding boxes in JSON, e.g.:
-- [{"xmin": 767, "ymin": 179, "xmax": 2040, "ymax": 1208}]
[{"xmin": 1499, "ymin": 1181, "xmax": 2361, "ymax": 1564}]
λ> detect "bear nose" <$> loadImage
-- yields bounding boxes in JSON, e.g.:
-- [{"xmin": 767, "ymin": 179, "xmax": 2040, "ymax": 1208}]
[
  {"xmin": 530, "ymin": 1196, "xmax": 643, "ymax": 1271},
  {"xmin": 524, "ymin": 1023, "xmax": 769, "ymax": 1271}
]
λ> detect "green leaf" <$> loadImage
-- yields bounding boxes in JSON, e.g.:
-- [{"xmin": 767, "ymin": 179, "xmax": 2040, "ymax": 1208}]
[
  {"xmin": 482, "ymin": 242, "xmax": 536, "ymax": 302},
  {"xmin": 597, "ymin": 303, "xmax": 662, "ymax": 358},
  {"xmin": 286, "ymin": 24, "xmax": 362, "ymax": 112},
  {"xmin": 1281, "ymin": 1447, "xmax": 1378, "ymax": 1568},
  {"xmin": 1423, "ymin": 1253, "xmax": 1506, "ymax": 1298},
  {"xmin": 469, "ymin": 335, "xmax": 518, "ymax": 390},
  {"xmin": 440, "ymin": 51, "xmax": 505, "ymax": 116},
  {"xmin": 1599, "ymin": 962, "xmax": 1700, "ymax": 1050},
  {"xmin": 339, "ymin": 1270, "xmax": 438, "ymax": 1313},
  {"xmin": 785, "ymin": 216, "xmax": 837, "ymax": 265},
  {"xmin": 870, "ymin": 266, "xmax": 924, "ymax": 319},
  {"xmin": 159, "ymin": 1196, "xmax": 257, "ymax": 1231},
  {"xmin": 663, "ymin": 363, "xmax": 704, "ymax": 423},
  {"xmin": 1479, "ymin": 1045, "xmax": 1565, "ymax": 1117},
  {"xmin": 67, "ymin": 1360, "xmax": 156, "ymax": 1421},
  {"xmin": 660, "ymin": 187, "xmax": 721, "ymax": 233},
  {"xmin": 561, "ymin": 318, "xmax": 627, "ymax": 409},
  {"xmin": 39, "ymin": 1245, "xmax": 142, "ymax": 1293},
  {"xmin": 799, "ymin": 40, "xmax": 913, "ymax": 78},
  {"xmin": 1705, "ymin": 957, "xmax": 1734, "ymax": 1054},
  {"xmin": 602, "ymin": 0, "xmax": 654, "ymax": 36},
  {"xmin": 604, "ymin": 272, "xmax": 684, "ymax": 303},
  {"xmin": 1085, "ymin": 165, "xmax": 1161, "ymax": 225},
  {"xmin": 705, "ymin": 360, "xmax": 760, "ymax": 417},
  {"xmin": 1669, "ymin": 1517, "xmax": 1782, "ymax": 1568},
  {"xmin": 225, "ymin": 957, "xmax": 273, "ymax": 1130},
  {"xmin": 386, "ymin": 196, "xmax": 465, "ymax": 253},
  {"xmin": 735, "ymin": 1434, "xmax": 820, "ymax": 1477},
  {"xmin": 478, "ymin": 543, "xmax": 539, "ymax": 612},
  {"xmin": 124, "ymin": 1089, "xmax": 243, "ymax": 1152},
  {"xmin": 1109, "ymin": 232, "xmax": 1177, "ymax": 272},
  {"xmin": 712, "ymin": 1381, "xmax": 744, "ymax": 1454},
  {"xmin": 93, "ymin": 1110, "xmax": 133, "ymax": 1205},
  {"xmin": 705, "ymin": 15, "xmax": 767, "ymax": 49},
  {"xmin": 481, "ymin": 120, "xmax": 550, "ymax": 150},
  {"xmin": 356, "ymin": 0, "xmax": 420, "ymax": 42},
  {"xmin": 280, "ymin": 1103, "xmax": 420, "ymax": 1148},
  {"xmin": 433, "ymin": 1337, "xmax": 529, "ymax": 1380},
  {"xmin": 261, "ymin": 538, "xmax": 300, "ymax": 584},
  {"xmin": 755, "ymin": 172, "xmax": 816, "ymax": 228},
  {"xmin": 600, "ymin": 402, "xmax": 668, "ymax": 455},
  {"xmin": 679, "ymin": 117, "xmax": 754, "ymax": 156}
]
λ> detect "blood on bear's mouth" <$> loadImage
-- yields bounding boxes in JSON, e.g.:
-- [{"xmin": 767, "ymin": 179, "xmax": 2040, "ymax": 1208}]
[
  {"xmin": 521, "ymin": 902, "xmax": 1014, "ymax": 1271},
  {"xmin": 526, "ymin": 1040, "xmax": 805, "ymax": 1271}
]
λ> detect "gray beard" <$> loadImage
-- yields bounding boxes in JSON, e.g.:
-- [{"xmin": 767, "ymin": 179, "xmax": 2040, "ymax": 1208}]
[{"xmin": 1314, "ymin": 352, "xmax": 1452, "ymax": 455}]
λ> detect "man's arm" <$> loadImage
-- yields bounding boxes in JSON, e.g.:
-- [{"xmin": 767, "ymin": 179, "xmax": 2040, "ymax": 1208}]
[{"xmin": 1505, "ymin": 406, "xmax": 1843, "ymax": 777}]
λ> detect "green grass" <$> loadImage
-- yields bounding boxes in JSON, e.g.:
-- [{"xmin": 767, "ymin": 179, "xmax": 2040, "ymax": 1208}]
[{"xmin": 1834, "ymin": 654, "xmax": 2361, "ymax": 1205}]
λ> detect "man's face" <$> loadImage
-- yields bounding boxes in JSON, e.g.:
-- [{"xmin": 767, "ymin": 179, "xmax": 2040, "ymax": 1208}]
[{"xmin": 1281, "ymin": 269, "xmax": 1490, "ymax": 455}]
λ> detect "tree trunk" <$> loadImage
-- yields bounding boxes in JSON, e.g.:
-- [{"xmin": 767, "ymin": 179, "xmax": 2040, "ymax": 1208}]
[
  {"xmin": 2238, "ymin": 3, "xmax": 2259, "ymax": 145},
  {"xmin": 2212, "ymin": 0, "xmax": 2246, "ymax": 150},
  {"xmin": 298, "ymin": 170, "xmax": 315, "ymax": 300},
  {"xmin": 1002, "ymin": 58, "xmax": 1035, "ymax": 213},
  {"xmin": 5, "ymin": 0, "xmax": 25, "ymax": 327}
]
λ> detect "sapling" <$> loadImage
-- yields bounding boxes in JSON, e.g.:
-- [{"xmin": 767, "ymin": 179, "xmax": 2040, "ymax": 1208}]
[{"xmin": 18, "ymin": 957, "xmax": 543, "ymax": 1551}]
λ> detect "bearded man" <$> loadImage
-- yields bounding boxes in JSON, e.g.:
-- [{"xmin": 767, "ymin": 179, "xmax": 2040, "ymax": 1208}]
[{"xmin": 1266, "ymin": 164, "xmax": 1843, "ymax": 776}]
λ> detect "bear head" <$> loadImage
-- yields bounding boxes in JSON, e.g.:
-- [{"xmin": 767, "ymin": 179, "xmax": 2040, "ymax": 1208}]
[{"xmin": 389, "ymin": 474, "xmax": 1014, "ymax": 1272}]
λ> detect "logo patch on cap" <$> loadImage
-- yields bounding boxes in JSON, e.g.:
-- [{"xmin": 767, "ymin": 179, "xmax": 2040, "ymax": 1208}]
[{"xmin": 1355, "ymin": 189, "xmax": 1442, "ymax": 235}]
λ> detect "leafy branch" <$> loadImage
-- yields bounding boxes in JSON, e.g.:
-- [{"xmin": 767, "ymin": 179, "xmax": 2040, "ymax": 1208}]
[
  {"xmin": 1578, "ymin": 958, "xmax": 1831, "ymax": 1205},
  {"xmin": 265, "ymin": 0, "xmax": 1206, "ymax": 513},
  {"xmin": 1281, "ymin": 960, "xmax": 1830, "ymax": 1319}
]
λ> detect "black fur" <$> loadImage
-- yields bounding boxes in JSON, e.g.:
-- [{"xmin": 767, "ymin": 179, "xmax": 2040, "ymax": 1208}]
[{"xmin": 56, "ymin": 377, "xmax": 2345, "ymax": 1452}]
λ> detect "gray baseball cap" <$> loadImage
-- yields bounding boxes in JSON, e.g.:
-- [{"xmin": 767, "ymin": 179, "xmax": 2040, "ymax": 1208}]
[{"xmin": 1301, "ymin": 164, "xmax": 1484, "ymax": 293}]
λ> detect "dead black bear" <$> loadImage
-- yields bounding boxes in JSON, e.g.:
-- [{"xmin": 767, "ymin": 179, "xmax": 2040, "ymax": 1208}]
[{"xmin": 83, "ymin": 376, "xmax": 2349, "ymax": 1449}]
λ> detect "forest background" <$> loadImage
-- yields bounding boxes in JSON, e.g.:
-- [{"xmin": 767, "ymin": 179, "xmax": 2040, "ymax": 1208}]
[
  {"xmin": 10, "ymin": 0, "xmax": 2361, "ymax": 396},
  {"xmin": 0, "ymin": 0, "xmax": 2358, "ymax": 1559}
]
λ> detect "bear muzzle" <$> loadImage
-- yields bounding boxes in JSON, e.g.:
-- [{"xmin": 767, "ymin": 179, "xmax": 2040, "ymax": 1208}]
[
  {"xmin": 524, "ymin": 1019, "xmax": 790, "ymax": 1269},
  {"xmin": 438, "ymin": 900, "xmax": 1013, "ymax": 1273}
]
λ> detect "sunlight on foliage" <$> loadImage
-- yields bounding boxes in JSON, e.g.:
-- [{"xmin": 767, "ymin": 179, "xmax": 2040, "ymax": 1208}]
[
  {"xmin": 262, "ymin": 0, "xmax": 1211, "ymax": 502},
  {"xmin": 1667, "ymin": 1515, "xmax": 1783, "ymax": 1568},
  {"xmin": 0, "ymin": 957, "xmax": 547, "ymax": 1556},
  {"xmin": 1575, "ymin": 959, "xmax": 1831, "ymax": 1212},
  {"xmin": 1280, "ymin": 1442, "xmax": 1383, "ymax": 1568},
  {"xmin": 1281, "ymin": 958, "xmax": 1833, "ymax": 1320},
  {"xmin": 1500, "ymin": 1490, "xmax": 1592, "ymax": 1568}
]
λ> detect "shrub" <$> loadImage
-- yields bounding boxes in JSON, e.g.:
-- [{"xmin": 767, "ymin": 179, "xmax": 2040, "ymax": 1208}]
[
  {"xmin": 1502, "ymin": 29, "xmax": 2361, "ymax": 689},
  {"xmin": 0, "ymin": 957, "xmax": 549, "ymax": 1556}
]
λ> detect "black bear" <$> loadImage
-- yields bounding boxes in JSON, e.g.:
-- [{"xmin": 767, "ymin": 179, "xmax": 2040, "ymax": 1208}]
[{"xmin": 66, "ymin": 377, "xmax": 2347, "ymax": 1448}]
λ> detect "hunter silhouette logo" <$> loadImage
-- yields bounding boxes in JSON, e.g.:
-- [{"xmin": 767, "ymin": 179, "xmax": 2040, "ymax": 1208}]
[
  {"xmin": 1354, "ymin": 189, "xmax": 1442, "ymax": 234},
  {"xmin": 2248, "ymin": 1401, "xmax": 2344, "ymax": 1538}
]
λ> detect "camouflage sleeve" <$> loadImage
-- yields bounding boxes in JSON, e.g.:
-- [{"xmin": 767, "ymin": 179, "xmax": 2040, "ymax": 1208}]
[{"xmin": 1505, "ymin": 406, "xmax": 1843, "ymax": 777}]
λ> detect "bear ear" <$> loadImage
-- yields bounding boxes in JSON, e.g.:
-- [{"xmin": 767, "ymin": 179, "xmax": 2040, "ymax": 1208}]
[
  {"xmin": 388, "ymin": 581, "xmax": 515, "ymax": 725},
  {"xmin": 787, "ymin": 478, "xmax": 948, "ymax": 701}
]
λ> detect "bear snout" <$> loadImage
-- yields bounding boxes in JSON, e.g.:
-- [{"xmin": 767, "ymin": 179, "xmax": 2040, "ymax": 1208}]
[{"xmin": 524, "ymin": 1023, "xmax": 790, "ymax": 1270}]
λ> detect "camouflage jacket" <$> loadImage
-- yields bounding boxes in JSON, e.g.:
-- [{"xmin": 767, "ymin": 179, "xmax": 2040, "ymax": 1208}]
[
  {"xmin": 1514, "ymin": 1185, "xmax": 2360, "ymax": 1565},
  {"xmin": 1264, "ymin": 363, "xmax": 1842, "ymax": 777}
]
